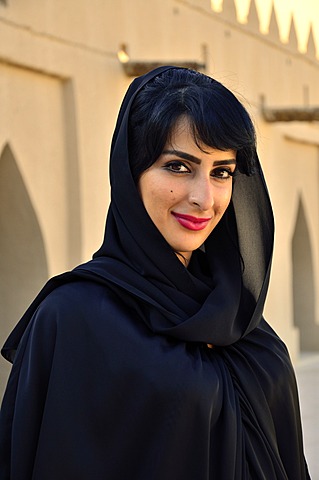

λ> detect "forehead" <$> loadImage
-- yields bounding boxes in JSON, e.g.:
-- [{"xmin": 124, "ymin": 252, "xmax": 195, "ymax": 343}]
[
  {"xmin": 166, "ymin": 116, "xmax": 200, "ymax": 150},
  {"xmin": 166, "ymin": 117, "xmax": 236, "ymax": 160}
]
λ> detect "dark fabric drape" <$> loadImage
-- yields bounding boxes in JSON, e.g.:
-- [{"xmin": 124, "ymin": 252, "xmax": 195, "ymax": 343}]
[{"xmin": 0, "ymin": 66, "xmax": 310, "ymax": 479}]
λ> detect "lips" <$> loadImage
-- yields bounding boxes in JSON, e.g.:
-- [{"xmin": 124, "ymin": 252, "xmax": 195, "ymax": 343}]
[{"xmin": 172, "ymin": 212, "xmax": 211, "ymax": 231}]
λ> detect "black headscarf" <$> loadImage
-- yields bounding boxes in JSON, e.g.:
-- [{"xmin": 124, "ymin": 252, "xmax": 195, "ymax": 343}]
[
  {"xmin": 86, "ymin": 65, "xmax": 274, "ymax": 345},
  {"xmin": 0, "ymin": 67, "xmax": 310, "ymax": 479}
]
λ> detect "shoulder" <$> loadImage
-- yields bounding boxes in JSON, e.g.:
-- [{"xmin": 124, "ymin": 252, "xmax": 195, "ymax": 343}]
[
  {"xmin": 36, "ymin": 280, "xmax": 127, "ymax": 329},
  {"xmin": 15, "ymin": 279, "xmax": 136, "ymax": 361},
  {"xmin": 40, "ymin": 279, "xmax": 119, "ymax": 312}
]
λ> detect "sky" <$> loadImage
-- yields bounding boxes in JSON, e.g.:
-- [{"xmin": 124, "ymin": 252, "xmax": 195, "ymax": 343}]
[{"xmin": 211, "ymin": 0, "xmax": 319, "ymax": 54}]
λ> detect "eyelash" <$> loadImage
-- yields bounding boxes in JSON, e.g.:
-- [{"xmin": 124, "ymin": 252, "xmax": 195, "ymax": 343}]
[{"xmin": 164, "ymin": 161, "xmax": 236, "ymax": 180}]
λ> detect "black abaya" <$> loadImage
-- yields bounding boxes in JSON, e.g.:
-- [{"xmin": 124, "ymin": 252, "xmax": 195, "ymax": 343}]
[{"xmin": 0, "ymin": 66, "xmax": 310, "ymax": 479}]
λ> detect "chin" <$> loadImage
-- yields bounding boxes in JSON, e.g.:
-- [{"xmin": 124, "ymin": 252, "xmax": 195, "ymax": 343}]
[{"xmin": 172, "ymin": 243, "xmax": 203, "ymax": 256}]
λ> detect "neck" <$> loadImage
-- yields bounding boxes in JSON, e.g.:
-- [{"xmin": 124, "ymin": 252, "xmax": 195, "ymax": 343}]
[{"xmin": 175, "ymin": 251, "xmax": 192, "ymax": 268}]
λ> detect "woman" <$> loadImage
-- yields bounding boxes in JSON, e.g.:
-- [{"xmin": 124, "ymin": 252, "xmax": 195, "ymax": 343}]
[{"xmin": 0, "ymin": 66, "xmax": 310, "ymax": 479}]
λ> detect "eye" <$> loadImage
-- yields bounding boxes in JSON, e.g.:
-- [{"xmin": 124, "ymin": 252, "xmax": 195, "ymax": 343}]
[
  {"xmin": 211, "ymin": 167, "xmax": 236, "ymax": 180},
  {"xmin": 164, "ymin": 161, "xmax": 190, "ymax": 174}
]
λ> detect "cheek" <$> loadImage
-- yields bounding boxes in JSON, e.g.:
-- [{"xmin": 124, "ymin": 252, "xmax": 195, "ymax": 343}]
[
  {"xmin": 139, "ymin": 171, "xmax": 180, "ymax": 214},
  {"xmin": 169, "ymin": 189, "xmax": 176, "ymax": 201},
  {"xmin": 215, "ymin": 185, "xmax": 233, "ymax": 214},
  {"xmin": 152, "ymin": 182, "xmax": 178, "ymax": 203},
  {"xmin": 225, "ymin": 186, "xmax": 233, "ymax": 207},
  {"xmin": 143, "ymin": 184, "xmax": 174, "ymax": 215}
]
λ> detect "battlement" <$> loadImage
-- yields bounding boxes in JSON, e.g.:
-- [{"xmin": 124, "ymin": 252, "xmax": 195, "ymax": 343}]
[{"xmin": 209, "ymin": 0, "xmax": 318, "ymax": 61}]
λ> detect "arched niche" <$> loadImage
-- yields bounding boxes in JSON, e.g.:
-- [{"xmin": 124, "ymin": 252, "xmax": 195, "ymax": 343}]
[
  {"xmin": 63, "ymin": 80, "xmax": 82, "ymax": 266},
  {"xmin": 0, "ymin": 144, "xmax": 48, "ymax": 396},
  {"xmin": 292, "ymin": 195, "xmax": 319, "ymax": 351}
]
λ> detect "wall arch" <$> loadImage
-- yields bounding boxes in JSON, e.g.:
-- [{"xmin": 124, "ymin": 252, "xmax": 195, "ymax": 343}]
[
  {"xmin": 0, "ymin": 144, "xmax": 48, "ymax": 395},
  {"xmin": 292, "ymin": 195, "xmax": 319, "ymax": 350}
]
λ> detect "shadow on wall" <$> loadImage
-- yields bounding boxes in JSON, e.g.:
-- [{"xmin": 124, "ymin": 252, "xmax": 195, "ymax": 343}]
[
  {"xmin": 292, "ymin": 195, "xmax": 319, "ymax": 351},
  {"xmin": 0, "ymin": 144, "xmax": 48, "ymax": 398}
]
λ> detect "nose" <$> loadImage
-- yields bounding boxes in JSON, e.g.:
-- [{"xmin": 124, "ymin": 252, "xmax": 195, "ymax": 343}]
[{"xmin": 189, "ymin": 175, "xmax": 214, "ymax": 211}]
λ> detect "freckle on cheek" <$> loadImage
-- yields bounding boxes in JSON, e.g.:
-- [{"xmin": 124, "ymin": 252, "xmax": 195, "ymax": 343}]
[{"xmin": 170, "ymin": 190, "xmax": 176, "ymax": 200}]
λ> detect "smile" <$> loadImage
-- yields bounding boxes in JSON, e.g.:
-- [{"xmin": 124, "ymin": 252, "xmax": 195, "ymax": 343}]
[{"xmin": 172, "ymin": 212, "xmax": 211, "ymax": 231}]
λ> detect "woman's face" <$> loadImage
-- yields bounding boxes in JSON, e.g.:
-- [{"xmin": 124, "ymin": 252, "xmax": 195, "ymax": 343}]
[{"xmin": 138, "ymin": 117, "xmax": 236, "ymax": 264}]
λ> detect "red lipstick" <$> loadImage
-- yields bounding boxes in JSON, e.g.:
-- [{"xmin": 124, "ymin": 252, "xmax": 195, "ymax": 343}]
[{"xmin": 172, "ymin": 212, "xmax": 211, "ymax": 231}]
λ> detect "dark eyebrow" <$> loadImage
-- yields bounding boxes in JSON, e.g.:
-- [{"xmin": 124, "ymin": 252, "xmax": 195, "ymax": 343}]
[
  {"xmin": 213, "ymin": 159, "xmax": 237, "ymax": 166},
  {"xmin": 162, "ymin": 149, "xmax": 236, "ymax": 166}
]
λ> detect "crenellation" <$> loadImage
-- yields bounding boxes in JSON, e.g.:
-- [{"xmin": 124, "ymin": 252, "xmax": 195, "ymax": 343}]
[
  {"xmin": 306, "ymin": 24, "xmax": 317, "ymax": 59},
  {"xmin": 287, "ymin": 14, "xmax": 299, "ymax": 53},
  {"xmin": 215, "ymin": 0, "xmax": 318, "ymax": 61},
  {"xmin": 220, "ymin": 0, "xmax": 237, "ymax": 23},
  {"xmin": 246, "ymin": 0, "xmax": 260, "ymax": 34},
  {"xmin": 267, "ymin": 4, "xmax": 281, "ymax": 45}
]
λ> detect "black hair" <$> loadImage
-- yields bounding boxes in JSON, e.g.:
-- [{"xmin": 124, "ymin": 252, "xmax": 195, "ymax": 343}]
[{"xmin": 128, "ymin": 68, "xmax": 257, "ymax": 182}]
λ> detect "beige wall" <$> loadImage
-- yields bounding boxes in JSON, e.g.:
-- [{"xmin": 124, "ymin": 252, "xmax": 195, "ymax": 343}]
[{"xmin": 0, "ymin": 0, "xmax": 319, "ymax": 396}]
